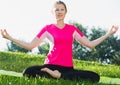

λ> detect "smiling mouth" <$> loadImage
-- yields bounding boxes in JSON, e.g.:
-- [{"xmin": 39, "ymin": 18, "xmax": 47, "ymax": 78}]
[{"xmin": 57, "ymin": 15, "xmax": 63, "ymax": 17}]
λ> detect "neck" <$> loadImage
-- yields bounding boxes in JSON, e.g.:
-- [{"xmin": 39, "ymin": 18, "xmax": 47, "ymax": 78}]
[{"xmin": 55, "ymin": 20, "xmax": 65, "ymax": 29}]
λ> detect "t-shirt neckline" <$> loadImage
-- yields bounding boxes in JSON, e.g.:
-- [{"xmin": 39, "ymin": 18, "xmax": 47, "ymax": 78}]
[{"xmin": 53, "ymin": 23, "xmax": 67, "ymax": 30}]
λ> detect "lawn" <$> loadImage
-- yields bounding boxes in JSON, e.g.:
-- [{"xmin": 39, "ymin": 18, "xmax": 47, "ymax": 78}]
[{"xmin": 0, "ymin": 51, "xmax": 120, "ymax": 85}]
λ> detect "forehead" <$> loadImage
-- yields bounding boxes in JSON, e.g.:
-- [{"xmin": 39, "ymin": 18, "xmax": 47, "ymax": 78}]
[{"xmin": 53, "ymin": 4, "xmax": 65, "ymax": 9}]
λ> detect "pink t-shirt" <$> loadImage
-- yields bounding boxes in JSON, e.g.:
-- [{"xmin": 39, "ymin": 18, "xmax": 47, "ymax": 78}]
[{"xmin": 37, "ymin": 24, "xmax": 84, "ymax": 67}]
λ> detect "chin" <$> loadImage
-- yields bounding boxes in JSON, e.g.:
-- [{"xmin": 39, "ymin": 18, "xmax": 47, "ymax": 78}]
[{"xmin": 56, "ymin": 18, "xmax": 64, "ymax": 21}]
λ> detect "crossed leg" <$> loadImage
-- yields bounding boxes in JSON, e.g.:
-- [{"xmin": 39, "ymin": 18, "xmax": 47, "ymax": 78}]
[
  {"xmin": 23, "ymin": 65, "xmax": 100, "ymax": 83},
  {"xmin": 41, "ymin": 67, "xmax": 100, "ymax": 83}
]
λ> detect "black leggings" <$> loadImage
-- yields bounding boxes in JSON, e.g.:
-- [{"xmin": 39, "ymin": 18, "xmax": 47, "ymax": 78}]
[{"xmin": 23, "ymin": 64, "xmax": 100, "ymax": 83}]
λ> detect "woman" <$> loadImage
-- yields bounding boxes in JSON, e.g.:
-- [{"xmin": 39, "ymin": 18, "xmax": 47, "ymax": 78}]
[{"xmin": 1, "ymin": 0, "xmax": 118, "ymax": 83}]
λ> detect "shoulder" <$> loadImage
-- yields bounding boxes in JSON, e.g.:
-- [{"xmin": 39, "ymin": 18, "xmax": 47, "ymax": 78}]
[
  {"xmin": 65, "ymin": 23, "xmax": 78, "ymax": 31},
  {"xmin": 45, "ymin": 24, "xmax": 56, "ymax": 29},
  {"xmin": 66, "ymin": 23, "xmax": 84, "ymax": 37},
  {"xmin": 65, "ymin": 23, "xmax": 78, "ymax": 30},
  {"xmin": 66, "ymin": 23, "xmax": 75, "ymax": 27},
  {"xmin": 40, "ymin": 24, "xmax": 54, "ymax": 31},
  {"xmin": 43, "ymin": 24, "xmax": 53, "ymax": 28}
]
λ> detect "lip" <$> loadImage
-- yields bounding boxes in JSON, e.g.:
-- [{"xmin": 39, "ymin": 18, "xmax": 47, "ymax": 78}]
[{"xmin": 57, "ymin": 15, "xmax": 63, "ymax": 17}]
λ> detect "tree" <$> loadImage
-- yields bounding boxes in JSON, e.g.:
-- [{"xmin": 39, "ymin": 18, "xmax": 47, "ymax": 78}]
[
  {"xmin": 71, "ymin": 22, "xmax": 120, "ymax": 65},
  {"xmin": 109, "ymin": 38, "xmax": 120, "ymax": 65},
  {"xmin": 38, "ymin": 42, "xmax": 50, "ymax": 55},
  {"xmin": 7, "ymin": 41, "xmax": 31, "ymax": 53},
  {"xmin": 70, "ymin": 22, "xmax": 89, "ymax": 60},
  {"xmin": 86, "ymin": 27, "xmax": 120, "ymax": 65}
]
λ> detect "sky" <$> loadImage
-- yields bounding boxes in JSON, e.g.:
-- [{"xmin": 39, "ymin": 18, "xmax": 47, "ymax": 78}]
[{"xmin": 0, "ymin": 0, "xmax": 120, "ymax": 51}]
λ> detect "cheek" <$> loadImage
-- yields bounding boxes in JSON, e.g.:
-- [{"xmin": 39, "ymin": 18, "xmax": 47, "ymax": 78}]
[
  {"xmin": 63, "ymin": 9, "xmax": 67, "ymax": 14},
  {"xmin": 63, "ymin": 12, "xmax": 66, "ymax": 16}
]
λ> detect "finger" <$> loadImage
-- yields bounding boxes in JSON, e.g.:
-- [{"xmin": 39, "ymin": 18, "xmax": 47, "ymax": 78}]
[
  {"xmin": 114, "ymin": 26, "xmax": 119, "ymax": 30},
  {"xmin": 114, "ymin": 25, "xmax": 119, "ymax": 29},
  {"xmin": 0, "ymin": 29, "xmax": 3, "ymax": 32},
  {"xmin": 0, "ymin": 29, "xmax": 4, "ymax": 35},
  {"xmin": 112, "ymin": 25, "xmax": 119, "ymax": 31},
  {"xmin": 2, "ymin": 29, "xmax": 9, "ymax": 36},
  {"xmin": 113, "ymin": 26, "xmax": 119, "ymax": 33},
  {"xmin": 4, "ymin": 29, "xmax": 7, "ymax": 34}
]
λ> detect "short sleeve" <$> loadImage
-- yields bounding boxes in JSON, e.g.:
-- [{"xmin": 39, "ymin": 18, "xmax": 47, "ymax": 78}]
[
  {"xmin": 36, "ymin": 25, "xmax": 48, "ymax": 38},
  {"xmin": 73, "ymin": 25, "xmax": 84, "ymax": 37}
]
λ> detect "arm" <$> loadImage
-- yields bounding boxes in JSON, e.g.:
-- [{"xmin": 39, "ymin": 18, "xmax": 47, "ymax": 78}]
[
  {"xmin": 74, "ymin": 25, "xmax": 119, "ymax": 49},
  {"xmin": 1, "ymin": 29, "xmax": 46, "ymax": 50}
]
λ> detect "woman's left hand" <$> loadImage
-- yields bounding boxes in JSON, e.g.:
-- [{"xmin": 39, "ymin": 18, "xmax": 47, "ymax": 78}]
[{"xmin": 107, "ymin": 25, "xmax": 119, "ymax": 36}]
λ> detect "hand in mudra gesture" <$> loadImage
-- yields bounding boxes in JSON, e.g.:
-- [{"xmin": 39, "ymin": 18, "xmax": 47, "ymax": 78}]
[
  {"xmin": 1, "ymin": 29, "xmax": 12, "ymax": 40},
  {"xmin": 107, "ymin": 25, "xmax": 119, "ymax": 35}
]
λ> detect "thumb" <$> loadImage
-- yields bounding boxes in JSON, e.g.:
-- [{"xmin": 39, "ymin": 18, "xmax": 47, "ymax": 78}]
[{"xmin": 4, "ymin": 29, "xmax": 8, "ymax": 34}]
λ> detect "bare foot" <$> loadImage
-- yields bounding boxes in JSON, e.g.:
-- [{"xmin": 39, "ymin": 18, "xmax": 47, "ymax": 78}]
[{"xmin": 41, "ymin": 68, "xmax": 61, "ymax": 78}]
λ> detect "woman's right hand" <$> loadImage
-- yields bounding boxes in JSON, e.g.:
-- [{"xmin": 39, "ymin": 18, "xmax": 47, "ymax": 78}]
[{"xmin": 1, "ymin": 29, "xmax": 12, "ymax": 40}]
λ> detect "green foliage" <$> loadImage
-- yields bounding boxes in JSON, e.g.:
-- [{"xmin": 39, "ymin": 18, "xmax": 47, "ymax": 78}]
[
  {"xmin": 70, "ymin": 22, "xmax": 89, "ymax": 60},
  {"xmin": 1, "ymin": 75, "xmax": 120, "ymax": 85},
  {"xmin": 87, "ymin": 27, "xmax": 120, "ymax": 65},
  {"xmin": 0, "ymin": 75, "xmax": 95, "ymax": 85},
  {"xmin": 0, "ymin": 51, "xmax": 44, "ymax": 72},
  {"xmin": 70, "ymin": 22, "xmax": 120, "ymax": 65},
  {"xmin": 7, "ymin": 41, "xmax": 31, "ymax": 53},
  {"xmin": 38, "ymin": 42, "xmax": 50, "ymax": 55}
]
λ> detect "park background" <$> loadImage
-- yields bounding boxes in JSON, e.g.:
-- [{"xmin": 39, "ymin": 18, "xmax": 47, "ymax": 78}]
[
  {"xmin": 0, "ymin": 0, "xmax": 120, "ymax": 84},
  {"xmin": 0, "ymin": 0, "xmax": 120, "ymax": 51}
]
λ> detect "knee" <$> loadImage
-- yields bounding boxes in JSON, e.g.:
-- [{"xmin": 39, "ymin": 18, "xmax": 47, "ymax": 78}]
[
  {"xmin": 92, "ymin": 72, "xmax": 100, "ymax": 83},
  {"xmin": 22, "ymin": 68, "xmax": 29, "ymax": 76},
  {"xmin": 22, "ymin": 67, "xmax": 36, "ymax": 78},
  {"xmin": 97, "ymin": 74, "xmax": 100, "ymax": 82}
]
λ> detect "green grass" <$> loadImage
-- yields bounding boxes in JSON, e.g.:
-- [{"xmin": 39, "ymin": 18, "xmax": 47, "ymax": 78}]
[
  {"xmin": 0, "ymin": 75, "xmax": 96, "ymax": 85},
  {"xmin": 0, "ymin": 51, "xmax": 120, "ymax": 85},
  {"xmin": 0, "ymin": 70, "xmax": 120, "ymax": 85}
]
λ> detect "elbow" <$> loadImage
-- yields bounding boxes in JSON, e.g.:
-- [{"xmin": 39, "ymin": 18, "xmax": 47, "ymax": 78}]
[
  {"xmin": 86, "ymin": 43, "xmax": 95, "ymax": 49},
  {"xmin": 26, "ymin": 42, "xmax": 39, "ymax": 50},
  {"xmin": 86, "ymin": 45, "xmax": 94, "ymax": 49},
  {"xmin": 27, "ymin": 47, "xmax": 33, "ymax": 50},
  {"xmin": 25, "ymin": 45, "xmax": 35, "ymax": 50},
  {"xmin": 88, "ymin": 46, "xmax": 95, "ymax": 49},
  {"xmin": 27, "ymin": 46, "xmax": 35, "ymax": 50},
  {"xmin": 24, "ymin": 47, "xmax": 32, "ymax": 50}
]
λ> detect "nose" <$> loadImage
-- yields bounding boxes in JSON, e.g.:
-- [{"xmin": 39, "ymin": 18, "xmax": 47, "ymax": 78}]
[{"xmin": 57, "ymin": 10, "xmax": 62, "ymax": 14}]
